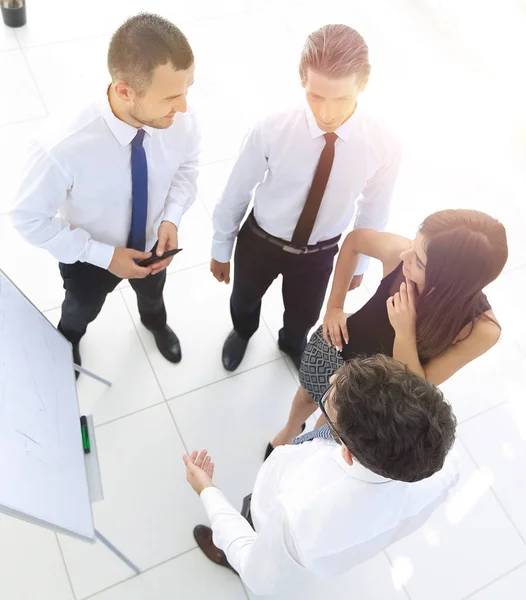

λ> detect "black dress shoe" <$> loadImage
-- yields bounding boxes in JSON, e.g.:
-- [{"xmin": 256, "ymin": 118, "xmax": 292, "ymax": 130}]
[
  {"xmin": 151, "ymin": 325, "xmax": 182, "ymax": 363},
  {"xmin": 264, "ymin": 423, "xmax": 306, "ymax": 460},
  {"xmin": 222, "ymin": 330, "xmax": 249, "ymax": 372},
  {"xmin": 72, "ymin": 342, "xmax": 81, "ymax": 381}
]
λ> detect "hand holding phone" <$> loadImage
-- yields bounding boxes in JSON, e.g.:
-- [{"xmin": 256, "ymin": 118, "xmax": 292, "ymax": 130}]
[{"xmin": 138, "ymin": 247, "xmax": 182, "ymax": 267}]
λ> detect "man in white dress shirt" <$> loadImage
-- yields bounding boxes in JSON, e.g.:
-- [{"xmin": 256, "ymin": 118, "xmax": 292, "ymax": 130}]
[
  {"xmin": 211, "ymin": 24, "xmax": 401, "ymax": 371},
  {"xmin": 184, "ymin": 355, "xmax": 459, "ymax": 596},
  {"xmin": 11, "ymin": 14, "xmax": 199, "ymax": 372}
]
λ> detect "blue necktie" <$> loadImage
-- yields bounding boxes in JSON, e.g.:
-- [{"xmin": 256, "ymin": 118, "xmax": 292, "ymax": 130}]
[
  {"xmin": 128, "ymin": 129, "xmax": 148, "ymax": 252},
  {"xmin": 292, "ymin": 423, "xmax": 334, "ymax": 444}
]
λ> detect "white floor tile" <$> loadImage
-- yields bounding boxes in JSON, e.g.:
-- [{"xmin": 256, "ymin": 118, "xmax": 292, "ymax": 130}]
[
  {"xmin": 14, "ymin": 0, "xmax": 157, "ymax": 48},
  {"xmin": 197, "ymin": 158, "xmax": 236, "ymax": 215},
  {"xmin": 58, "ymin": 403, "xmax": 208, "ymax": 599},
  {"xmin": 485, "ymin": 267, "xmax": 526, "ymax": 354},
  {"xmin": 460, "ymin": 401, "xmax": 526, "ymax": 541},
  {"xmin": 0, "ymin": 515, "xmax": 73, "ymax": 600},
  {"xmin": 245, "ymin": 552, "xmax": 406, "ymax": 600},
  {"xmin": 191, "ymin": 87, "xmax": 255, "ymax": 165},
  {"xmin": 169, "ymin": 199, "xmax": 213, "ymax": 273},
  {"xmin": 386, "ymin": 442, "xmax": 526, "ymax": 600},
  {"xmin": 23, "ymin": 36, "xmax": 110, "ymax": 116},
  {"xmin": 0, "ymin": 117, "xmax": 48, "ymax": 215},
  {"xmin": 438, "ymin": 337, "xmax": 525, "ymax": 424},
  {"xmin": 0, "ymin": 50, "xmax": 46, "ymax": 126},
  {"xmin": 0, "ymin": 22, "xmax": 19, "ymax": 52},
  {"xmin": 122, "ymin": 264, "xmax": 282, "ymax": 400},
  {"xmin": 0, "ymin": 215, "xmax": 64, "ymax": 312},
  {"xmin": 169, "ymin": 359, "xmax": 298, "ymax": 506},
  {"xmin": 44, "ymin": 292, "xmax": 165, "ymax": 426},
  {"xmin": 184, "ymin": 12, "xmax": 294, "ymax": 93},
  {"xmin": 89, "ymin": 549, "xmax": 247, "ymax": 600},
  {"xmin": 468, "ymin": 564, "xmax": 526, "ymax": 600}
]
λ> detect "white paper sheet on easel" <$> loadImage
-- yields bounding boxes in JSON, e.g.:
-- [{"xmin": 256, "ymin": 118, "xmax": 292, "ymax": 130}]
[{"xmin": 0, "ymin": 270, "xmax": 94, "ymax": 541}]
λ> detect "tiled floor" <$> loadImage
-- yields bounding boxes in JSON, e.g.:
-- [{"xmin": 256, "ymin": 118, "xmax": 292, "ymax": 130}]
[{"xmin": 1, "ymin": 1, "xmax": 526, "ymax": 599}]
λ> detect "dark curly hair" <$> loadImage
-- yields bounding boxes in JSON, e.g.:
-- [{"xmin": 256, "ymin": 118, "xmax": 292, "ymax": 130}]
[{"xmin": 331, "ymin": 355, "xmax": 457, "ymax": 482}]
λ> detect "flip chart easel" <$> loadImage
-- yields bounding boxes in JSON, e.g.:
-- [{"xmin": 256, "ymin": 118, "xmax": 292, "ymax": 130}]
[{"xmin": 0, "ymin": 269, "xmax": 139, "ymax": 574}]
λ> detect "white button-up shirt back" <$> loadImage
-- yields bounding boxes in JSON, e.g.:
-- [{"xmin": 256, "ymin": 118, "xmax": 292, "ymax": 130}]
[{"xmin": 201, "ymin": 439, "xmax": 459, "ymax": 596}]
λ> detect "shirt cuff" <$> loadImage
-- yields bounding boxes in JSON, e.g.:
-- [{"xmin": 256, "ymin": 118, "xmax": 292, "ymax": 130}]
[
  {"xmin": 211, "ymin": 239, "xmax": 235, "ymax": 263},
  {"xmin": 200, "ymin": 487, "xmax": 234, "ymax": 520},
  {"xmin": 84, "ymin": 240, "xmax": 115, "ymax": 270},
  {"xmin": 162, "ymin": 205, "xmax": 185, "ymax": 230}
]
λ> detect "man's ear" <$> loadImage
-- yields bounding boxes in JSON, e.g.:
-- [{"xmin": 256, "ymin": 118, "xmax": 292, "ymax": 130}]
[
  {"xmin": 359, "ymin": 74, "xmax": 369, "ymax": 93},
  {"xmin": 113, "ymin": 80, "xmax": 135, "ymax": 104},
  {"xmin": 342, "ymin": 445, "xmax": 354, "ymax": 466}
]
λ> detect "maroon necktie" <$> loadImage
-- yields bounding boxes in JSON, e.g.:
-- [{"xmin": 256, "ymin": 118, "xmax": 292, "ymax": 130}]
[{"xmin": 291, "ymin": 132, "xmax": 338, "ymax": 248}]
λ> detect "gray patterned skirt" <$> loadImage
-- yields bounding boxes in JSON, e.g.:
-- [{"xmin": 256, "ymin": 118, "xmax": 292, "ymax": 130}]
[{"xmin": 299, "ymin": 325, "xmax": 344, "ymax": 407}]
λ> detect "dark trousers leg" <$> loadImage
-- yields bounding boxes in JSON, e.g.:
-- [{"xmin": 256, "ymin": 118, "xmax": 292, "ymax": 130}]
[
  {"xmin": 241, "ymin": 494, "xmax": 254, "ymax": 528},
  {"xmin": 278, "ymin": 245, "xmax": 338, "ymax": 356},
  {"xmin": 58, "ymin": 262, "xmax": 121, "ymax": 345},
  {"xmin": 230, "ymin": 223, "xmax": 283, "ymax": 340},
  {"xmin": 129, "ymin": 269, "xmax": 167, "ymax": 331}
]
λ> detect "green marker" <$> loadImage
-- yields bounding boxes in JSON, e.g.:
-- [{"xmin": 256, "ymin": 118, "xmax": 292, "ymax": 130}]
[{"xmin": 80, "ymin": 416, "xmax": 91, "ymax": 454}]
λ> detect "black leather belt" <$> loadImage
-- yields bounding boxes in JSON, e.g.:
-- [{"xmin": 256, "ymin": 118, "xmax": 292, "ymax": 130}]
[{"xmin": 247, "ymin": 213, "xmax": 340, "ymax": 255}]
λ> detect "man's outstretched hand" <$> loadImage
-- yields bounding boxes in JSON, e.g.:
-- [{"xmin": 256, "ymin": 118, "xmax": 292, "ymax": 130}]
[{"xmin": 183, "ymin": 449, "xmax": 216, "ymax": 496}]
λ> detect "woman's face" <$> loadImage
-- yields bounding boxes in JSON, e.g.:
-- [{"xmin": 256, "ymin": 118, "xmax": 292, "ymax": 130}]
[{"xmin": 399, "ymin": 233, "xmax": 427, "ymax": 292}]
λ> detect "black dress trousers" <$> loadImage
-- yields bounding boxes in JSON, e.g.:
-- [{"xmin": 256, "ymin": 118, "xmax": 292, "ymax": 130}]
[{"xmin": 230, "ymin": 221, "xmax": 338, "ymax": 357}]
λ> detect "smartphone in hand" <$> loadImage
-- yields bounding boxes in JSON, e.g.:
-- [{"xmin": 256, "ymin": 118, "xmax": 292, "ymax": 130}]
[{"xmin": 138, "ymin": 241, "xmax": 183, "ymax": 267}]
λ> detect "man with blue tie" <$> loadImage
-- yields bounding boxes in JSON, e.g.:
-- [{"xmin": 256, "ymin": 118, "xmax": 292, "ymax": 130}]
[{"xmin": 11, "ymin": 14, "xmax": 199, "ymax": 373}]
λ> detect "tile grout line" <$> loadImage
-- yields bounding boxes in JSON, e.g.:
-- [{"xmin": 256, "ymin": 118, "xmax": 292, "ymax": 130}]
[
  {"xmin": 81, "ymin": 545, "xmax": 200, "ymax": 600},
  {"xmin": 117, "ymin": 287, "xmax": 172, "ymax": 407},
  {"xmin": 94, "ymin": 354, "xmax": 287, "ymax": 431},
  {"xmin": 461, "ymin": 560, "xmax": 526, "ymax": 600},
  {"xmin": 0, "ymin": 114, "xmax": 46, "ymax": 131},
  {"xmin": 39, "ymin": 260, "xmax": 211, "ymax": 315},
  {"xmin": 54, "ymin": 532, "xmax": 78, "ymax": 600},
  {"xmin": 10, "ymin": 31, "xmax": 111, "ymax": 52},
  {"xmin": 461, "ymin": 439, "xmax": 526, "ymax": 546},
  {"xmin": 117, "ymin": 259, "xmax": 210, "ymax": 292},
  {"xmin": 456, "ymin": 399, "xmax": 509, "ymax": 427},
  {"xmin": 93, "ymin": 399, "xmax": 167, "ymax": 430},
  {"xmin": 18, "ymin": 44, "xmax": 50, "ymax": 117},
  {"xmin": 383, "ymin": 550, "xmax": 412, "ymax": 600}
]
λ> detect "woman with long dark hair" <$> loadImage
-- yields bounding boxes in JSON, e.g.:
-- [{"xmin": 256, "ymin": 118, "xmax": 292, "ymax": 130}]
[{"xmin": 267, "ymin": 209, "xmax": 508, "ymax": 455}]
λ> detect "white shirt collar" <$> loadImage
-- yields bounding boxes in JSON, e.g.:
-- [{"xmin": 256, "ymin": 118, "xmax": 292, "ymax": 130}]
[
  {"xmin": 100, "ymin": 88, "xmax": 154, "ymax": 147},
  {"xmin": 305, "ymin": 102, "xmax": 360, "ymax": 142},
  {"xmin": 333, "ymin": 445, "xmax": 392, "ymax": 484}
]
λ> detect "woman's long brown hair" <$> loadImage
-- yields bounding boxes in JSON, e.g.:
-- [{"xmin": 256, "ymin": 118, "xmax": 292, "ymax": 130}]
[{"xmin": 415, "ymin": 209, "xmax": 508, "ymax": 360}]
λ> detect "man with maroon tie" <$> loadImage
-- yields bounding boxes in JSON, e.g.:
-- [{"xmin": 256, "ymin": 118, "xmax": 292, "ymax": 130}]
[{"xmin": 211, "ymin": 24, "xmax": 402, "ymax": 371}]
